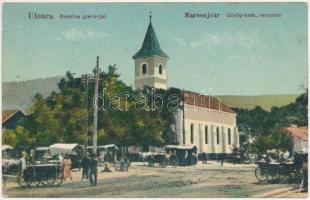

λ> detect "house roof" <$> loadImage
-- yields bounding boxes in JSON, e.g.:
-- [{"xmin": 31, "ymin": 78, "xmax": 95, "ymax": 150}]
[
  {"xmin": 183, "ymin": 90, "xmax": 235, "ymax": 114},
  {"xmin": 2, "ymin": 109, "xmax": 24, "ymax": 124},
  {"xmin": 286, "ymin": 126, "xmax": 308, "ymax": 140},
  {"xmin": 133, "ymin": 20, "xmax": 169, "ymax": 59}
]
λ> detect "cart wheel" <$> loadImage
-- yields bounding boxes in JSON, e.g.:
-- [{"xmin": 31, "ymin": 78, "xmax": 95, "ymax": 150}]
[
  {"xmin": 276, "ymin": 172, "xmax": 286, "ymax": 184},
  {"xmin": 53, "ymin": 172, "xmax": 64, "ymax": 186},
  {"xmin": 265, "ymin": 172, "xmax": 274, "ymax": 183},
  {"xmin": 269, "ymin": 173, "xmax": 279, "ymax": 183},
  {"xmin": 32, "ymin": 178, "xmax": 41, "ymax": 187},
  {"xmin": 169, "ymin": 157, "xmax": 179, "ymax": 167},
  {"xmin": 255, "ymin": 167, "xmax": 266, "ymax": 182},
  {"xmin": 18, "ymin": 176, "xmax": 32, "ymax": 187},
  {"xmin": 147, "ymin": 156, "xmax": 155, "ymax": 167},
  {"xmin": 46, "ymin": 176, "xmax": 56, "ymax": 186},
  {"xmin": 291, "ymin": 168, "xmax": 304, "ymax": 183},
  {"xmin": 17, "ymin": 176, "xmax": 27, "ymax": 187},
  {"xmin": 46, "ymin": 166, "xmax": 57, "ymax": 186},
  {"xmin": 36, "ymin": 178, "xmax": 43, "ymax": 186},
  {"xmin": 159, "ymin": 157, "xmax": 168, "ymax": 168},
  {"xmin": 33, "ymin": 179, "xmax": 41, "ymax": 187}
]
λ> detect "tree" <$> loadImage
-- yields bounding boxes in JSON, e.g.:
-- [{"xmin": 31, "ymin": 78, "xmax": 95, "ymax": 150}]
[
  {"xmin": 2, "ymin": 126, "xmax": 34, "ymax": 148},
  {"xmin": 3, "ymin": 128, "xmax": 17, "ymax": 147},
  {"xmin": 17, "ymin": 65, "xmax": 182, "ymax": 148},
  {"xmin": 235, "ymin": 90, "xmax": 307, "ymax": 154}
]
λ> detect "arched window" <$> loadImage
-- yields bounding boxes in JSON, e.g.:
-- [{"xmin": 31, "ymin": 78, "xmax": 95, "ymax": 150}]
[
  {"xmin": 190, "ymin": 123, "xmax": 194, "ymax": 144},
  {"xmin": 216, "ymin": 127, "xmax": 220, "ymax": 145},
  {"xmin": 142, "ymin": 64, "xmax": 147, "ymax": 75},
  {"xmin": 228, "ymin": 128, "xmax": 231, "ymax": 145},
  {"xmin": 159, "ymin": 64, "xmax": 163, "ymax": 75},
  {"xmin": 205, "ymin": 126, "xmax": 208, "ymax": 144}
]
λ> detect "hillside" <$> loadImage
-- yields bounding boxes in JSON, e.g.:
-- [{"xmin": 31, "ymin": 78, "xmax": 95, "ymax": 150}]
[
  {"xmin": 220, "ymin": 95, "xmax": 299, "ymax": 111},
  {"xmin": 2, "ymin": 77, "xmax": 299, "ymax": 113},
  {"xmin": 2, "ymin": 76, "xmax": 63, "ymax": 113}
]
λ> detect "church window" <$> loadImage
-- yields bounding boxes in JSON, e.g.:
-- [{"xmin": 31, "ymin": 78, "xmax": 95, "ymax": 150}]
[
  {"xmin": 205, "ymin": 126, "xmax": 208, "ymax": 144},
  {"xmin": 216, "ymin": 127, "xmax": 220, "ymax": 144},
  {"xmin": 228, "ymin": 128, "xmax": 231, "ymax": 145},
  {"xmin": 190, "ymin": 123, "xmax": 194, "ymax": 144},
  {"xmin": 142, "ymin": 63, "xmax": 147, "ymax": 75},
  {"xmin": 159, "ymin": 64, "xmax": 163, "ymax": 75}
]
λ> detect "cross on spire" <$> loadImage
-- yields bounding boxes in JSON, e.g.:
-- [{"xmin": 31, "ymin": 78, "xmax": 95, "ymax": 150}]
[{"xmin": 149, "ymin": 11, "xmax": 152, "ymax": 22}]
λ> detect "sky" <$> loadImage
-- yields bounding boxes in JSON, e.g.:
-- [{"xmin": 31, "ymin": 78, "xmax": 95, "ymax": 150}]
[{"xmin": 3, "ymin": 2, "xmax": 308, "ymax": 95}]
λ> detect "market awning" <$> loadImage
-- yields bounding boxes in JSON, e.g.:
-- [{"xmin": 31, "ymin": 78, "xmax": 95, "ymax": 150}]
[
  {"xmin": 49, "ymin": 143, "xmax": 81, "ymax": 155},
  {"xmin": 2, "ymin": 145, "xmax": 13, "ymax": 151}
]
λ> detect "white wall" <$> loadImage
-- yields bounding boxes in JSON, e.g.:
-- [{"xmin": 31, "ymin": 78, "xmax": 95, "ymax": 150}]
[{"xmin": 175, "ymin": 104, "xmax": 239, "ymax": 154}]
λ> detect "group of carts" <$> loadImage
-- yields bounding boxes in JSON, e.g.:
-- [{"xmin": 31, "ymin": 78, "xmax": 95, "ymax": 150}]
[
  {"xmin": 254, "ymin": 152, "xmax": 307, "ymax": 184},
  {"xmin": 2, "ymin": 143, "xmax": 308, "ymax": 188},
  {"xmin": 2, "ymin": 144, "xmax": 199, "ymax": 187},
  {"xmin": 141, "ymin": 145, "xmax": 198, "ymax": 167}
]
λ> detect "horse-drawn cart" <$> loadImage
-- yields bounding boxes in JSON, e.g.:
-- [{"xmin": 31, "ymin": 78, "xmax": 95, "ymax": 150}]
[
  {"xmin": 144, "ymin": 152, "xmax": 169, "ymax": 167},
  {"xmin": 255, "ymin": 161, "xmax": 303, "ymax": 183},
  {"xmin": 139, "ymin": 145, "xmax": 198, "ymax": 167},
  {"xmin": 3, "ymin": 160, "xmax": 64, "ymax": 188},
  {"xmin": 255, "ymin": 152, "xmax": 306, "ymax": 184},
  {"xmin": 18, "ymin": 164, "xmax": 64, "ymax": 187}
]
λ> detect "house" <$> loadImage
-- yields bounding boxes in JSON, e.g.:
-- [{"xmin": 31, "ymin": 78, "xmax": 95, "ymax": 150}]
[
  {"xmin": 2, "ymin": 109, "xmax": 25, "ymax": 129},
  {"xmin": 286, "ymin": 125, "xmax": 308, "ymax": 153},
  {"xmin": 132, "ymin": 14, "xmax": 239, "ymax": 154}
]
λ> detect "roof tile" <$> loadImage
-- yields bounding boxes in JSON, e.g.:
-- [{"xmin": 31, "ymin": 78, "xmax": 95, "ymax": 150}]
[{"xmin": 183, "ymin": 90, "xmax": 235, "ymax": 114}]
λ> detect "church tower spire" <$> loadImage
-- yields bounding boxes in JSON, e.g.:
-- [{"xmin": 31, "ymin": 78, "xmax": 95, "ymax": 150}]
[{"xmin": 133, "ymin": 13, "xmax": 169, "ymax": 90}]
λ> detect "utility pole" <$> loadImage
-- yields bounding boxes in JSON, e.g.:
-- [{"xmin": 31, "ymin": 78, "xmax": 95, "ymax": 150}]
[
  {"xmin": 86, "ymin": 80, "xmax": 89, "ymax": 152},
  {"xmin": 93, "ymin": 56, "xmax": 100, "ymax": 155},
  {"xmin": 81, "ymin": 74, "xmax": 94, "ymax": 153}
]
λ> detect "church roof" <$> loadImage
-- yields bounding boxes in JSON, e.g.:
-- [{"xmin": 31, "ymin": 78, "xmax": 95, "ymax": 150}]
[
  {"xmin": 183, "ymin": 90, "xmax": 235, "ymax": 114},
  {"xmin": 133, "ymin": 19, "xmax": 169, "ymax": 59}
]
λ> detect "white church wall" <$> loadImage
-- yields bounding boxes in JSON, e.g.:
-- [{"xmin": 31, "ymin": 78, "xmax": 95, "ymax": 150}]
[
  {"xmin": 181, "ymin": 104, "xmax": 239, "ymax": 154},
  {"xmin": 174, "ymin": 108, "xmax": 183, "ymax": 145}
]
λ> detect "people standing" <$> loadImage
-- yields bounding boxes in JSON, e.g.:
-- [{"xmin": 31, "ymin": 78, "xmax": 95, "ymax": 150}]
[
  {"xmin": 184, "ymin": 150, "xmax": 189, "ymax": 166},
  {"xmin": 63, "ymin": 154, "xmax": 72, "ymax": 181},
  {"xmin": 100, "ymin": 150, "xmax": 106, "ymax": 163},
  {"xmin": 82, "ymin": 153, "xmax": 91, "ymax": 181},
  {"xmin": 58, "ymin": 153, "xmax": 64, "ymax": 164},
  {"xmin": 302, "ymin": 154, "xmax": 308, "ymax": 192},
  {"xmin": 20, "ymin": 151, "xmax": 27, "ymax": 175},
  {"xmin": 89, "ymin": 153, "xmax": 98, "ymax": 186},
  {"xmin": 30, "ymin": 149, "xmax": 35, "ymax": 164}
]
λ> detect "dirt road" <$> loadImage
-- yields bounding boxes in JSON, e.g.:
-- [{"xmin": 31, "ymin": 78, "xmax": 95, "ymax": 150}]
[{"xmin": 4, "ymin": 162, "xmax": 306, "ymax": 198}]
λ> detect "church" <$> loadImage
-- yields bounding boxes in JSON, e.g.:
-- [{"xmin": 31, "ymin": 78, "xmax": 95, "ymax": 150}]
[{"xmin": 132, "ymin": 15, "xmax": 239, "ymax": 154}]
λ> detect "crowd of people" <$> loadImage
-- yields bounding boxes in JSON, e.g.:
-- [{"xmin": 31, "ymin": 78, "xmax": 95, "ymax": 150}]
[{"xmin": 59, "ymin": 152, "xmax": 99, "ymax": 186}]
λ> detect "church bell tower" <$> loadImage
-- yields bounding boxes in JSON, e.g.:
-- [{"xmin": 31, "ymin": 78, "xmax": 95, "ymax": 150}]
[{"xmin": 133, "ymin": 13, "xmax": 169, "ymax": 90}]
